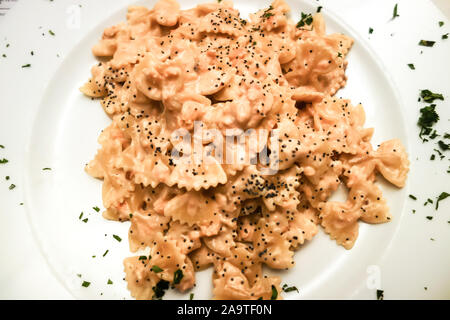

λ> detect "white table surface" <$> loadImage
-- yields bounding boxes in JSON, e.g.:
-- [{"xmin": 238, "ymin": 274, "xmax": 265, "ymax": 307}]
[{"xmin": 0, "ymin": 0, "xmax": 449, "ymax": 299}]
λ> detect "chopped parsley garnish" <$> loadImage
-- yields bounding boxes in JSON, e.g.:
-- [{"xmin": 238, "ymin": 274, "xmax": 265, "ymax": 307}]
[
  {"xmin": 151, "ymin": 265, "xmax": 163, "ymax": 273},
  {"xmin": 21, "ymin": 64, "xmax": 31, "ymax": 68},
  {"xmin": 189, "ymin": 293, "xmax": 194, "ymax": 300},
  {"xmin": 270, "ymin": 285, "xmax": 278, "ymax": 300},
  {"xmin": 435, "ymin": 192, "xmax": 450, "ymax": 210},
  {"xmin": 93, "ymin": 206, "xmax": 100, "ymax": 212},
  {"xmin": 42, "ymin": 167, "xmax": 51, "ymax": 170},
  {"xmin": 424, "ymin": 198, "xmax": 433, "ymax": 206},
  {"xmin": 376, "ymin": 289, "xmax": 384, "ymax": 300},
  {"xmin": 49, "ymin": 30, "xmax": 55, "ymax": 36},
  {"xmin": 0, "ymin": 145, "xmax": 4, "ymax": 148},
  {"xmin": 426, "ymin": 216, "xmax": 433, "ymax": 220},
  {"xmin": 82, "ymin": 218, "xmax": 88, "ymax": 223},
  {"xmin": 407, "ymin": 63, "xmax": 415, "ymax": 70},
  {"xmin": 418, "ymin": 104, "xmax": 439, "ymax": 141},
  {"xmin": 282, "ymin": 284, "xmax": 299, "ymax": 293},
  {"xmin": 261, "ymin": 6, "xmax": 274, "ymax": 19},
  {"xmin": 439, "ymin": 21, "xmax": 444, "ymax": 27},
  {"xmin": 0, "ymin": 158, "xmax": 8, "ymax": 164},
  {"xmin": 9, "ymin": 184, "xmax": 16, "ymax": 190},
  {"xmin": 296, "ymin": 12, "xmax": 313, "ymax": 28},
  {"xmin": 107, "ymin": 279, "xmax": 113, "ymax": 285},
  {"xmin": 409, "ymin": 194, "xmax": 417, "ymax": 200},
  {"xmin": 369, "ymin": 27, "xmax": 374, "ymax": 34},
  {"xmin": 152, "ymin": 279, "xmax": 169, "ymax": 300},
  {"xmin": 438, "ymin": 140, "xmax": 449, "ymax": 151},
  {"xmin": 112, "ymin": 234, "xmax": 122, "ymax": 242},
  {"xmin": 418, "ymin": 40, "xmax": 435, "ymax": 47},
  {"xmin": 173, "ymin": 269, "xmax": 184, "ymax": 285},
  {"xmin": 443, "ymin": 33, "xmax": 449, "ymax": 40},
  {"xmin": 392, "ymin": 4, "xmax": 399, "ymax": 19},
  {"xmin": 420, "ymin": 89, "xmax": 444, "ymax": 103},
  {"xmin": 79, "ymin": 212, "xmax": 83, "ymax": 220},
  {"xmin": 317, "ymin": 6, "xmax": 322, "ymax": 13},
  {"xmin": 6, "ymin": 176, "xmax": 10, "ymax": 180},
  {"xmin": 82, "ymin": 281, "xmax": 90, "ymax": 288},
  {"xmin": 102, "ymin": 250, "xmax": 109, "ymax": 257},
  {"xmin": 433, "ymin": 148, "xmax": 445, "ymax": 159},
  {"xmin": 138, "ymin": 256, "xmax": 148, "ymax": 260}
]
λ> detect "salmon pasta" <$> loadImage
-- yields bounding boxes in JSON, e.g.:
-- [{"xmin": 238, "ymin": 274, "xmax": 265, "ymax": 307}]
[{"xmin": 81, "ymin": 0, "xmax": 409, "ymax": 300}]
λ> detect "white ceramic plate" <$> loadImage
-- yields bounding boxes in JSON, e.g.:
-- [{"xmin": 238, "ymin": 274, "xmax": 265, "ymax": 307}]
[{"xmin": 1, "ymin": 0, "xmax": 449, "ymax": 299}]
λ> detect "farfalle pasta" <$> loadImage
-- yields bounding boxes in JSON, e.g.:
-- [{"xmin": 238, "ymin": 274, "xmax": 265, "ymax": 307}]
[{"xmin": 82, "ymin": 0, "xmax": 409, "ymax": 300}]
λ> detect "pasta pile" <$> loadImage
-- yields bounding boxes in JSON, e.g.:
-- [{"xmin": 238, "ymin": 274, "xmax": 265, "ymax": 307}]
[{"xmin": 81, "ymin": 0, "xmax": 409, "ymax": 300}]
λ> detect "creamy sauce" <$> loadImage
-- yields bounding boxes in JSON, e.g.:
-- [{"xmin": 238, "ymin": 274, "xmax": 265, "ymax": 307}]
[{"xmin": 81, "ymin": 0, "xmax": 409, "ymax": 300}]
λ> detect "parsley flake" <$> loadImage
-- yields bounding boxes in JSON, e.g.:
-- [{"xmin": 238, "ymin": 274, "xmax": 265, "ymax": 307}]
[
  {"xmin": 376, "ymin": 289, "xmax": 384, "ymax": 300},
  {"xmin": 435, "ymin": 192, "xmax": 450, "ymax": 210},
  {"xmin": 418, "ymin": 40, "xmax": 435, "ymax": 47},
  {"xmin": 392, "ymin": 4, "xmax": 399, "ymax": 19},
  {"xmin": 270, "ymin": 285, "xmax": 278, "ymax": 300},
  {"xmin": 173, "ymin": 269, "xmax": 184, "ymax": 285},
  {"xmin": 282, "ymin": 283, "xmax": 299, "ymax": 293},
  {"xmin": 420, "ymin": 89, "xmax": 444, "ymax": 103},
  {"xmin": 296, "ymin": 12, "xmax": 313, "ymax": 28},
  {"xmin": 112, "ymin": 234, "xmax": 122, "ymax": 242},
  {"xmin": 151, "ymin": 265, "xmax": 163, "ymax": 273},
  {"xmin": 152, "ymin": 280, "xmax": 169, "ymax": 300}
]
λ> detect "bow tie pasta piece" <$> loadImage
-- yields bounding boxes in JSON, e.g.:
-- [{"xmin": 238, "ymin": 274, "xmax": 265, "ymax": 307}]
[
  {"xmin": 253, "ymin": 219, "xmax": 295, "ymax": 269},
  {"xmin": 318, "ymin": 199, "xmax": 361, "ymax": 250},
  {"xmin": 128, "ymin": 212, "xmax": 171, "ymax": 252},
  {"xmin": 166, "ymin": 221, "xmax": 202, "ymax": 255},
  {"xmin": 250, "ymin": 0, "xmax": 290, "ymax": 32},
  {"xmin": 213, "ymin": 262, "xmax": 282, "ymax": 300},
  {"xmin": 147, "ymin": 233, "xmax": 196, "ymax": 292},
  {"xmin": 284, "ymin": 204, "xmax": 319, "ymax": 249},
  {"xmin": 152, "ymin": 0, "xmax": 180, "ymax": 27},
  {"xmin": 198, "ymin": 7, "xmax": 245, "ymax": 37},
  {"xmin": 163, "ymin": 191, "xmax": 224, "ymax": 230},
  {"xmin": 374, "ymin": 139, "xmax": 410, "ymax": 188},
  {"xmin": 203, "ymin": 225, "xmax": 237, "ymax": 257},
  {"xmin": 124, "ymin": 256, "xmax": 161, "ymax": 300},
  {"xmin": 189, "ymin": 244, "xmax": 216, "ymax": 272},
  {"xmin": 350, "ymin": 182, "xmax": 392, "ymax": 224}
]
